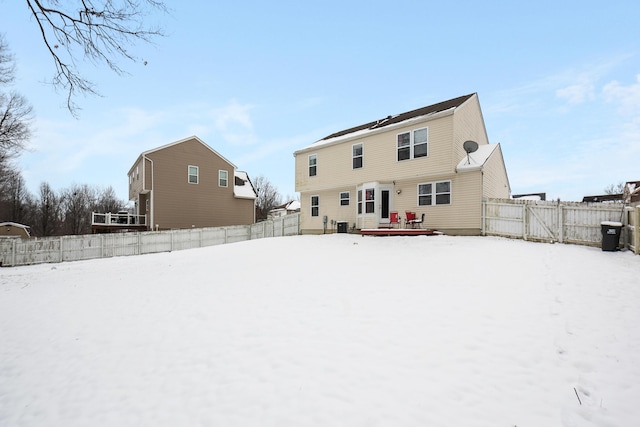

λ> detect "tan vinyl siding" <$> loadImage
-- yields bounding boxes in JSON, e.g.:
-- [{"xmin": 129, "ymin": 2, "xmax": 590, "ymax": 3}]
[
  {"xmin": 482, "ymin": 145, "xmax": 511, "ymax": 199},
  {"xmin": 295, "ymin": 113, "xmax": 455, "ymax": 193},
  {"xmin": 295, "ymin": 94, "xmax": 509, "ymax": 235},
  {"xmin": 451, "ymin": 94, "xmax": 490, "ymax": 164}
]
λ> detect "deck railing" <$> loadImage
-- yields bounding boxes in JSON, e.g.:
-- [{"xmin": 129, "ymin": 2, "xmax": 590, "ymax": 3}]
[{"xmin": 91, "ymin": 212, "xmax": 147, "ymax": 227}]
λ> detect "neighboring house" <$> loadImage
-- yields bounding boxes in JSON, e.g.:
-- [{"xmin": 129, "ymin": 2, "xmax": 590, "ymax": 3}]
[
  {"xmin": 128, "ymin": 136, "xmax": 257, "ymax": 231},
  {"xmin": 0, "ymin": 222, "xmax": 31, "ymax": 238},
  {"xmin": 583, "ymin": 180, "xmax": 640, "ymax": 204},
  {"xmin": 268, "ymin": 200, "xmax": 301, "ymax": 219},
  {"xmin": 513, "ymin": 193, "xmax": 546, "ymax": 201},
  {"xmin": 293, "ymin": 93, "xmax": 511, "ymax": 235}
]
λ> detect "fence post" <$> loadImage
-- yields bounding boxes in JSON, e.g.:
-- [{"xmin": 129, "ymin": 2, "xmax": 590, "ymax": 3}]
[
  {"xmin": 635, "ymin": 206, "xmax": 640, "ymax": 255},
  {"xmin": 481, "ymin": 199, "xmax": 486, "ymax": 236},
  {"xmin": 12, "ymin": 238, "xmax": 16, "ymax": 267},
  {"xmin": 557, "ymin": 202, "xmax": 564, "ymax": 243},
  {"xmin": 522, "ymin": 204, "xmax": 528, "ymax": 240}
]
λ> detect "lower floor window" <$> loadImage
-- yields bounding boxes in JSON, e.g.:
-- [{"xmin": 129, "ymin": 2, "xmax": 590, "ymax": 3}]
[
  {"xmin": 340, "ymin": 191, "xmax": 350, "ymax": 206},
  {"xmin": 418, "ymin": 180, "xmax": 451, "ymax": 206},
  {"xmin": 311, "ymin": 195, "xmax": 319, "ymax": 216},
  {"xmin": 365, "ymin": 188, "xmax": 375, "ymax": 213}
]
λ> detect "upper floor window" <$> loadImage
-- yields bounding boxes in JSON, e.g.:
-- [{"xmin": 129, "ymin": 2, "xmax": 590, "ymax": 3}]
[
  {"xmin": 353, "ymin": 143, "xmax": 363, "ymax": 169},
  {"xmin": 219, "ymin": 170, "xmax": 228, "ymax": 187},
  {"xmin": 309, "ymin": 154, "xmax": 317, "ymax": 177},
  {"xmin": 418, "ymin": 180, "xmax": 451, "ymax": 206},
  {"xmin": 188, "ymin": 165, "xmax": 199, "ymax": 184},
  {"xmin": 340, "ymin": 191, "xmax": 350, "ymax": 206},
  {"xmin": 397, "ymin": 127, "xmax": 429, "ymax": 161},
  {"xmin": 311, "ymin": 195, "xmax": 319, "ymax": 216}
]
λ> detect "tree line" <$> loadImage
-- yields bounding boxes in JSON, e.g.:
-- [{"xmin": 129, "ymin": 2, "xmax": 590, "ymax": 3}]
[{"xmin": 0, "ymin": 174, "xmax": 125, "ymax": 237}]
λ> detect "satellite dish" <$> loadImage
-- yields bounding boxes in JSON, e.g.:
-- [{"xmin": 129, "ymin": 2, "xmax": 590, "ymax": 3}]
[
  {"xmin": 462, "ymin": 140, "xmax": 478, "ymax": 165},
  {"xmin": 463, "ymin": 140, "xmax": 479, "ymax": 154}
]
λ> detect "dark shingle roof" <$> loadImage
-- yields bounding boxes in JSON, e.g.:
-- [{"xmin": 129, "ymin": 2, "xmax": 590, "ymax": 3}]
[{"xmin": 320, "ymin": 93, "xmax": 475, "ymax": 141}]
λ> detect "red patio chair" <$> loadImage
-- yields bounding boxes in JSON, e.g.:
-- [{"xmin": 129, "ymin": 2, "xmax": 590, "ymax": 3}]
[
  {"xmin": 390, "ymin": 211, "xmax": 400, "ymax": 228},
  {"xmin": 405, "ymin": 211, "xmax": 416, "ymax": 228}
]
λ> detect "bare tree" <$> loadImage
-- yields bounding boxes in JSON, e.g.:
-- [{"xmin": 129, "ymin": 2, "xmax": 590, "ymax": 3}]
[
  {"xmin": 253, "ymin": 175, "xmax": 283, "ymax": 221},
  {"xmin": 0, "ymin": 35, "xmax": 32, "ymax": 165},
  {"xmin": 0, "ymin": 168, "xmax": 31, "ymax": 223},
  {"xmin": 604, "ymin": 182, "xmax": 625, "ymax": 195},
  {"xmin": 61, "ymin": 183, "xmax": 96, "ymax": 234},
  {"xmin": 93, "ymin": 185, "xmax": 125, "ymax": 214},
  {"xmin": 24, "ymin": 0, "xmax": 166, "ymax": 114},
  {"xmin": 34, "ymin": 182, "xmax": 62, "ymax": 236}
]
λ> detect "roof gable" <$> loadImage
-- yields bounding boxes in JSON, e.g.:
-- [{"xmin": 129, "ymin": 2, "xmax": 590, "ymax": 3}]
[{"xmin": 131, "ymin": 136, "xmax": 237, "ymax": 173}]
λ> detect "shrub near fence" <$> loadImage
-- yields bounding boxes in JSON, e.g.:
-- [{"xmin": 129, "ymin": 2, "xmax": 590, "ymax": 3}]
[
  {"xmin": 483, "ymin": 198, "xmax": 639, "ymax": 253},
  {"xmin": 0, "ymin": 214, "xmax": 301, "ymax": 267}
]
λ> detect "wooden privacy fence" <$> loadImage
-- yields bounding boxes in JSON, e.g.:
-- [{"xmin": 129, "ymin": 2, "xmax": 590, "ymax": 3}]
[
  {"xmin": 0, "ymin": 213, "xmax": 301, "ymax": 267},
  {"xmin": 483, "ymin": 198, "xmax": 639, "ymax": 253}
]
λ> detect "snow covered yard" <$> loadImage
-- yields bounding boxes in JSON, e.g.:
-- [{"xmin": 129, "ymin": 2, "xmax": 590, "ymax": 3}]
[{"xmin": 1, "ymin": 234, "xmax": 639, "ymax": 427}]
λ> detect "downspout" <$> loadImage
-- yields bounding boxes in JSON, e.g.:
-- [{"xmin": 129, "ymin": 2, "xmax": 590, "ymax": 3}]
[
  {"xmin": 481, "ymin": 170, "xmax": 486, "ymax": 236},
  {"xmin": 143, "ymin": 154, "xmax": 154, "ymax": 231}
]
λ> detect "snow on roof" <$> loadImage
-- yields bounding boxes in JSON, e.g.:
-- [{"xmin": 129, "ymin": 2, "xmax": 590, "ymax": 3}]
[
  {"xmin": 234, "ymin": 171, "xmax": 257, "ymax": 199},
  {"xmin": 456, "ymin": 144, "xmax": 498, "ymax": 172},
  {"xmin": 286, "ymin": 200, "xmax": 301, "ymax": 211},
  {"xmin": 295, "ymin": 108, "xmax": 457, "ymax": 153},
  {"xmin": 294, "ymin": 94, "xmax": 476, "ymax": 154},
  {"xmin": 0, "ymin": 222, "xmax": 30, "ymax": 229},
  {"xmin": 513, "ymin": 195, "xmax": 542, "ymax": 201}
]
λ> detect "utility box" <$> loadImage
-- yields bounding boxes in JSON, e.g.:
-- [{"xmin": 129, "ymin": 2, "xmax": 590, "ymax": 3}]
[
  {"xmin": 337, "ymin": 221, "xmax": 348, "ymax": 233},
  {"xmin": 601, "ymin": 221, "xmax": 622, "ymax": 251}
]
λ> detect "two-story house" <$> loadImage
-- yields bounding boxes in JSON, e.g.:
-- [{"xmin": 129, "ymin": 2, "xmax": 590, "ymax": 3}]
[
  {"xmin": 293, "ymin": 93, "xmax": 510, "ymax": 235},
  {"xmin": 128, "ymin": 136, "xmax": 257, "ymax": 231}
]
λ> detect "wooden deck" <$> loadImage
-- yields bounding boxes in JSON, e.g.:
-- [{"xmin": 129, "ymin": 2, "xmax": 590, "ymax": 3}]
[{"xmin": 360, "ymin": 228, "xmax": 441, "ymax": 236}]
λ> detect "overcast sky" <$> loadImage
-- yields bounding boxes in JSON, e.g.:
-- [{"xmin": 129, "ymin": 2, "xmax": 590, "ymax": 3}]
[{"xmin": 1, "ymin": 0, "xmax": 639, "ymax": 204}]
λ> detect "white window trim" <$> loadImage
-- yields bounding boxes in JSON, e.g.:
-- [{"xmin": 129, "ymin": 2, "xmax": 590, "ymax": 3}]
[
  {"xmin": 188, "ymin": 165, "xmax": 199, "ymax": 184},
  {"xmin": 219, "ymin": 170, "xmax": 228, "ymax": 187},
  {"xmin": 339, "ymin": 191, "xmax": 350, "ymax": 206},
  {"xmin": 397, "ymin": 126, "xmax": 429, "ymax": 161},
  {"xmin": 364, "ymin": 187, "xmax": 375, "ymax": 214},
  {"xmin": 308, "ymin": 154, "xmax": 318, "ymax": 177},
  {"xmin": 352, "ymin": 143, "xmax": 363, "ymax": 169},
  {"xmin": 417, "ymin": 180, "xmax": 452, "ymax": 206},
  {"xmin": 311, "ymin": 195, "xmax": 320, "ymax": 216}
]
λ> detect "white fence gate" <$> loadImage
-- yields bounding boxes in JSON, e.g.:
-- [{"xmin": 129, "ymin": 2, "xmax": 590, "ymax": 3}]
[
  {"xmin": 0, "ymin": 214, "xmax": 301, "ymax": 267},
  {"xmin": 483, "ymin": 198, "xmax": 639, "ymax": 253}
]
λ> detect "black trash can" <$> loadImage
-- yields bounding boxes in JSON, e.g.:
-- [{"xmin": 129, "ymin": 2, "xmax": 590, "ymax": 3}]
[
  {"xmin": 601, "ymin": 221, "xmax": 622, "ymax": 251},
  {"xmin": 337, "ymin": 221, "xmax": 348, "ymax": 234}
]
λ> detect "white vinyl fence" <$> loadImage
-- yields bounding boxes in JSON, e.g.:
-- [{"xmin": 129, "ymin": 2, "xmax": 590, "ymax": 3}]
[
  {"xmin": 483, "ymin": 198, "xmax": 639, "ymax": 253},
  {"xmin": 0, "ymin": 214, "xmax": 301, "ymax": 267}
]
